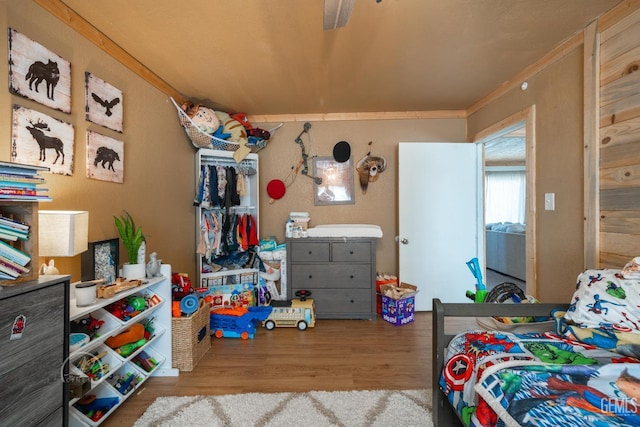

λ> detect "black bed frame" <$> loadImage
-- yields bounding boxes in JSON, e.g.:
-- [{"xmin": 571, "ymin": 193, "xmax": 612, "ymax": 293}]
[{"xmin": 431, "ymin": 298, "xmax": 570, "ymax": 426}]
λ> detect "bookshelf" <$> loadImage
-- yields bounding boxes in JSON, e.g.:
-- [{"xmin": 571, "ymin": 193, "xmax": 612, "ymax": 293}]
[
  {"xmin": 0, "ymin": 201, "xmax": 38, "ymax": 284},
  {"xmin": 0, "ymin": 161, "xmax": 50, "ymax": 285}
]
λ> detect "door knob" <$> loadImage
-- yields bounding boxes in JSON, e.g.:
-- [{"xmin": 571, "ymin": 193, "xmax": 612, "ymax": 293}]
[{"xmin": 400, "ymin": 238, "xmax": 409, "ymax": 244}]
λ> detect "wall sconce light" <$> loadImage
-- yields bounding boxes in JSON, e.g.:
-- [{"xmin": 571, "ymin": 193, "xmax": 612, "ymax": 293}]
[{"xmin": 38, "ymin": 210, "xmax": 89, "ymax": 275}]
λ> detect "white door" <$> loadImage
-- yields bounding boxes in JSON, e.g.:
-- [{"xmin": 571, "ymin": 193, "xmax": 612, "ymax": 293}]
[{"xmin": 398, "ymin": 142, "xmax": 484, "ymax": 311}]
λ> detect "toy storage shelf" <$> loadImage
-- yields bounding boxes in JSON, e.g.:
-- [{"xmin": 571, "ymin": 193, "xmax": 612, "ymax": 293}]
[
  {"xmin": 69, "ymin": 289, "xmax": 164, "ymax": 359},
  {"xmin": 196, "ymin": 149, "xmax": 260, "ymax": 291},
  {"xmin": 68, "ymin": 265, "xmax": 177, "ymax": 427}
]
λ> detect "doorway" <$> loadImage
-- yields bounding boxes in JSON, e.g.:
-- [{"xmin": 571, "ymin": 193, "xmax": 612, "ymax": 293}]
[{"xmin": 471, "ymin": 106, "xmax": 536, "ymax": 297}]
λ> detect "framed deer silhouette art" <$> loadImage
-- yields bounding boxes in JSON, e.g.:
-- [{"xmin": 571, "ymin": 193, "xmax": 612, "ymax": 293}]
[{"xmin": 11, "ymin": 105, "xmax": 74, "ymax": 176}]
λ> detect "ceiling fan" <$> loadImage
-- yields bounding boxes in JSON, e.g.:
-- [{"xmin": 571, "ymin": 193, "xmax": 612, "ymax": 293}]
[
  {"xmin": 323, "ymin": 0, "xmax": 356, "ymax": 30},
  {"xmin": 323, "ymin": 0, "xmax": 383, "ymax": 30}
]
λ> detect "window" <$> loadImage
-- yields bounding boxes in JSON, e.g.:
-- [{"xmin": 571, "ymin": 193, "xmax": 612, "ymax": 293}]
[{"xmin": 485, "ymin": 169, "xmax": 526, "ymax": 224}]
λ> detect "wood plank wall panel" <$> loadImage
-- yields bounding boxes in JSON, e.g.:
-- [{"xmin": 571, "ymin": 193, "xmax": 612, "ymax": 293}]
[{"xmin": 599, "ymin": 7, "xmax": 640, "ymax": 267}]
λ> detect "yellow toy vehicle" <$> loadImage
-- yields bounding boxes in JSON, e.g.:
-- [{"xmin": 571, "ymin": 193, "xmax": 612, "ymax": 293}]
[{"xmin": 263, "ymin": 290, "xmax": 316, "ymax": 331}]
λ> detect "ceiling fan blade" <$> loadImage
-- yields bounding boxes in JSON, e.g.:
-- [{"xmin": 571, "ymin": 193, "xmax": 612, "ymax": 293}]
[{"xmin": 323, "ymin": 0, "xmax": 355, "ymax": 30}]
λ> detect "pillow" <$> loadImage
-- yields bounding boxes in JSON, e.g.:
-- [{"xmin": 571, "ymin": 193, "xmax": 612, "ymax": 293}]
[
  {"xmin": 505, "ymin": 223, "xmax": 525, "ymax": 233},
  {"xmin": 564, "ymin": 269, "xmax": 640, "ymax": 332},
  {"xmin": 492, "ymin": 223, "xmax": 510, "ymax": 231}
]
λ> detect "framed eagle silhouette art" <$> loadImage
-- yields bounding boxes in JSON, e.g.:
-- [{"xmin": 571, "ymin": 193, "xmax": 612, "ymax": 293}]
[{"xmin": 85, "ymin": 72, "xmax": 123, "ymax": 133}]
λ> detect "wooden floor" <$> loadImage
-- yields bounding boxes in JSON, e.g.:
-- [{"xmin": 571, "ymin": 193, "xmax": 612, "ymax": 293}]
[{"xmin": 101, "ymin": 312, "xmax": 475, "ymax": 426}]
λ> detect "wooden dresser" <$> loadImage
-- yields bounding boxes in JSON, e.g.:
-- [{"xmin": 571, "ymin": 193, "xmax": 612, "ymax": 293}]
[
  {"xmin": 0, "ymin": 275, "xmax": 70, "ymax": 426},
  {"xmin": 286, "ymin": 238, "xmax": 376, "ymax": 319}
]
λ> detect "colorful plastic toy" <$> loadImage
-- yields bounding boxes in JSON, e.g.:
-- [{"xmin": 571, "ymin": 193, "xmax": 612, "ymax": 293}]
[
  {"xmin": 465, "ymin": 257, "xmax": 487, "ymax": 303},
  {"xmin": 171, "ymin": 272, "xmax": 194, "ymax": 299},
  {"xmin": 105, "ymin": 295, "xmax": 149, "ymax": 321},
  {"xmin": 263, "ymin": 292, "xmax": 316, "ymax": 331},
  {"xmin": 109, "ymin": 371, "xmax": 141, "ymax": 395},
  {"xmin": 74, "ymin": 395, "xmax": 119, "ymax": 422},
  {"xmin": 210, "ymin": 306, "xmax": 273, "ymax": 339},
  {"xmin": 132, "ymin": 350, "xmax": 158, "ymax": 372},
  {"xmin": 71, "ymin": 314, "xmax": 105, "ymax": 339}
]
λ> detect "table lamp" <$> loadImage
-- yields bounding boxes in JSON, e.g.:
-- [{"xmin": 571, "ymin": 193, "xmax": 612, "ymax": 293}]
[{"xmin": 38, "ymin": 210, "xmax": 89, "ymax": 275}]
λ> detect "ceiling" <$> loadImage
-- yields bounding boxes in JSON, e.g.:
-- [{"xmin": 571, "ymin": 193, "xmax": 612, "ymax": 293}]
[
  {"xmin": 55, "ymin": 0, "xmax": 622, "ymax": 116},
  {"xmin": 484, "ymin": 127, "xmax": 526, "ymax": 165}
]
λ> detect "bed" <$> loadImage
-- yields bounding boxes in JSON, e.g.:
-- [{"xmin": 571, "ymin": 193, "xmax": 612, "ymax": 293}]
[
  {"xmin": 433, "ymin": 300, "xmax": 567, "ymax": 426},
  {"xmin": 432, "ymin": 278, "xmax": 640, "ymax": 427}
]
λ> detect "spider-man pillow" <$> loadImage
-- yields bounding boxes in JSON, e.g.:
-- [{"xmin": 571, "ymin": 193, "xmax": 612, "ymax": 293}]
[{"xmin": 564, "ymin": 269, "xmax": 640, "ymax": 332}]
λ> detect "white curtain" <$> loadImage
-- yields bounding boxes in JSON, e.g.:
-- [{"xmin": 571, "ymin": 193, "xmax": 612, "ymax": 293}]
[{"xmin": 485, "ymin": 170, "xmax": 526, "ymax": 224}]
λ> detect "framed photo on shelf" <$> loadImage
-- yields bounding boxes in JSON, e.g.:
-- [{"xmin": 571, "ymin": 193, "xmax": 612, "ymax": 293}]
[
  {"xmin": 313, "ymin": 156, "xmax": 355, "ymax": 206},
  {"xmin": 81, "ymin": 238, "xmax": 119, "ymax": 282}
]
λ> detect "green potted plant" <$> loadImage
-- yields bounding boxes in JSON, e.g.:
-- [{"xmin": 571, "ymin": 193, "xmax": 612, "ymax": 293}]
[{"xmin": 114, "ymin": 210, "xmax": 146, "ymax": 279}]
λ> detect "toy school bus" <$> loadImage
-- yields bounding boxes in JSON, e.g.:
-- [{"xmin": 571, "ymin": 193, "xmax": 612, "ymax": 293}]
[{"xmin": 263, "ymin": 298, "xmax": 316, "ymax": 331}]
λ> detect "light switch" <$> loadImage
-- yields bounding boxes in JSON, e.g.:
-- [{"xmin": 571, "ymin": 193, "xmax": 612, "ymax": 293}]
[{"xmin": 544, "ymin": 193, "xmax": 555, "ymax": 211}]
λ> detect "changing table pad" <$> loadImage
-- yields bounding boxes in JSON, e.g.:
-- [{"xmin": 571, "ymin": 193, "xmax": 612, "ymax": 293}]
[{"xmin": 306, "ymin": 224, "xmax": 383, "ymax": 238}]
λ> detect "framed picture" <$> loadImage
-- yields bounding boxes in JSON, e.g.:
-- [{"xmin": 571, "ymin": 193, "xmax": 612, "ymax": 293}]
[
  {"xmin": 313, "ymin": 156, "xmax": 355, "ymax": 205},
  {"xmin": 81, "ymin": 238, "xmax": 119, "ymax": 282},
  {"xmin": 86, "ymin": 130, "xmax": 124, "ymax": 183},
  {"xmin": 11, "ymin": 104, "xmax": 75, "ymax": 176},
  {"xmin": 8, "ymin": 28, "xmax": 71, "ymax": 113},
  {"xmin": 85, "ymin": 72, "xmax": 123, "ymax": 132}
]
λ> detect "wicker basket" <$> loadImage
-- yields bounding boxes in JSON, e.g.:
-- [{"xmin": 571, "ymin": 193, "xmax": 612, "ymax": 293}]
[
  {"xmin": 170, "ymin": 97, "xmax": 277, "ymax": 153},
  {"xmin": 171, "ymin": 299, "xmax": 211, "ymax": 371}
]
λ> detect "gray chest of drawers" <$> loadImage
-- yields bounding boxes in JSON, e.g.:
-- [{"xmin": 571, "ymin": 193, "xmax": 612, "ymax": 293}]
[
  {"xmin": 286, "ymin": 238, "xmax": 376, "ymax": 319},
  {"xmin": 0, "ymin": 275, "xmax": 70, "ymax": 426}
]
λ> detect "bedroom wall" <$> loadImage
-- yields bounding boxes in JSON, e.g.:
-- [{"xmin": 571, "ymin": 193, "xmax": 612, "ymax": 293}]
[
  {"xmin": 0, "ymin": 0, "xmax": 195, "ymax": 281},
  {"xmin": 254, "ymin": 118, "xmax": 466, "ymax": 276},
  {"xmin": 0, "ymin": 0, "xmax": 467, "ymax": 283},
  {"xmin": 467, "ymin": 49, "xmax": 586, "ymax": 304},
  {"xmin": 599, "ymin": 7, "xmax": 640, "ymax": 268}
]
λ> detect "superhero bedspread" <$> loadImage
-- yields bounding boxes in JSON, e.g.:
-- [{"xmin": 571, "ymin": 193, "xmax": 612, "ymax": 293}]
[
  {"xmin": 438, "ymin": 267, "xmax": 640, "ymax": 426},
  {"xmin": 439, "ymin": 329, "xmax": 640, "ymax": 426}
]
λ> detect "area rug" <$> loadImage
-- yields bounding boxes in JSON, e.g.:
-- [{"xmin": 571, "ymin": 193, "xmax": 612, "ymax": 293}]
[{"xmin": 134, "ymin": 389, "xmax": 432, "ymax": 427}]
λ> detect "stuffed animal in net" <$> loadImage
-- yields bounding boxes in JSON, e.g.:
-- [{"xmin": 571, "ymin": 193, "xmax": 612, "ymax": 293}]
[
  {"xmin": 181, "ymin": 102, "xmax": 220, "ymax": 136},
  {"xmin": 215, "ymin": 111, "xmax": 251, "ymax": 162}
]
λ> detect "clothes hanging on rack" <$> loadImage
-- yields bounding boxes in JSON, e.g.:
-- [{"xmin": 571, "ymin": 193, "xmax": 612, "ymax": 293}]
[
  {"xmin": 198, "ymin": 211, "xmax": 259, "ymax": 270},
  {"xmin": 194, "ymin": 164, "xmax": 249, "ymax": 209},
  {"xmin": 195, "ymin": 157, "xmax": 258, "ymax": 273}
]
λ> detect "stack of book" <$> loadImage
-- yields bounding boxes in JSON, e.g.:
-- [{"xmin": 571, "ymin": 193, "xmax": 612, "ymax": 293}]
[
  {"xmin": 0, "ymin": 160, "xmax": 51, "ymax": 202},
  {"xmin": 0, "ymin": 239, "xmax": 30, "ymax": 280},
  {"xmin": 0, "ymin": 214, "xmax": 29, "ymax": 242},
  {"xmin": 0, "ymin": 160, "xmax": 51, "ymax": 281}
]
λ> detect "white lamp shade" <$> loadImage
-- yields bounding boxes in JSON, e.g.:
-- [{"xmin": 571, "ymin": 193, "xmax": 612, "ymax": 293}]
[{"xmin": 38, "ymin": 210, "xmax": 89, "ymax": 257}]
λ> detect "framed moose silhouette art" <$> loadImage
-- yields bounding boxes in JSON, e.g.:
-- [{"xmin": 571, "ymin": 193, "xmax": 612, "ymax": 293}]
[{"xmin": 11, "ymin": 105, "xmax": 74, "ymax": 176}]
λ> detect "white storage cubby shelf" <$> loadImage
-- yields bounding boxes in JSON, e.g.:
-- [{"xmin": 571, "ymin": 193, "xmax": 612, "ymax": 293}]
[
  {"xmin": 68, "ymin": 264, "xmax": 177, "ymax": 427},
  {"xmin": 196, "ymin": 149, "xmax": 259, "ymax": 288}
]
